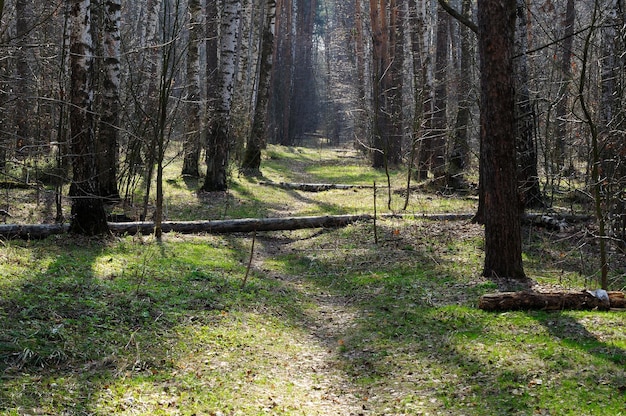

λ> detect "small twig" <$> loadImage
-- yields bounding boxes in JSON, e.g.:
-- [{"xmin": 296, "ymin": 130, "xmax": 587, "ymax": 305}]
[
  {"xmin": 242, "ymin": 230, "xmax": 257, "ymax": 289},
  {"xmin": 373, "ymin": 182, "xmax": 378, "ymax": 245}
]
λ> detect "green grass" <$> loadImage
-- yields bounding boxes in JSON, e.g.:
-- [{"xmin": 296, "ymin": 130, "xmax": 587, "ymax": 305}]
[{"xmin": 1, "ymin": 144, "xmax": 625, "ymax": 415}]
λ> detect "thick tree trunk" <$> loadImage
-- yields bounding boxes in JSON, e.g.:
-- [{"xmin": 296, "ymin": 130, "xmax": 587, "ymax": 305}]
[
  {"xmin": 68, "ymin": 0, "xmax": 109, "ymax": 235},
  {"xmin": 477, "ymin": 0, "xmax": 525, "ymax": 280},
  {"xmin": 479, "ymin": 290, "xmax": 625, "ymax": 312}
]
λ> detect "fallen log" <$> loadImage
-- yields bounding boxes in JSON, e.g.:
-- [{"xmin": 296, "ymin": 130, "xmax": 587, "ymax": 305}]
[
  {"xmin": 479, "ymin": 290, "xmax": 625, "ymax": 312},
  {"xmin": 0, "ymin": 214, "xmax": 374, "ymax": 239},
  {"xmin": 259, "ymin": 181, "xmax": 374, "ymax": 192}
]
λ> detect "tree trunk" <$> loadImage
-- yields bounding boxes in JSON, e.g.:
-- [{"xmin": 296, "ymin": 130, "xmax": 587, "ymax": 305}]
[
  {"xmin": 447, "ymin": 0, "xmax": 472, "ymax": 189},
  {"xmin": 387, "ymin": 0, "xmax": 404, "ymax": 166},
  {"xmin": 430, "ymin": 2, "xmax": 449, "ymax": 178},
  {"xmin": 270, "ymin": 0, "xmax": 294, "ymax": 146},
  {"xmin": 96, "ymin": 0, "xmax": 122, "ymax": 201},
  {"xmin": 514, "ymin": 0, "xmax": 542, "ymax": 208},
  {"xmin": 553, "ymin": 0, "xmax": 575, "ymax": 171},
  {"xmin": 353, "ymin": 0, "xmax": 368, "ymax": 150},
  {"xmin": 68, "ymin": 0, "xmax": 109, "ymax": 236},
  {"xmin": 289, "ymin": 0, "xmax": 318, "ymax": 143},
  {"xmin": 202, "ymin": 0, "xmax": 242, "ymax": 192},
  {"xmin": 14, "ymin": 0, "xmax": 34, "ymax": 157},
  {"xmin": 370, "ymin": 0, "xmax": 393, "ymax": 168},
  {"xmin": 412, "ymin": 0, "xmax": 433, "ymax": 180},
  {"xmin": 241, "ymin": 0, "xmax": 276, "ymax": 175},
  {"xmin": 0, "ymin": 214, "xmax": 374, "ymax": 239},
  {"xmin": 181, "ymin": 0, "xmax": 203, "ymax": 177},
  {"xmin": 477, "ymin": 0, "xmax": 525, "ymax": 280}
]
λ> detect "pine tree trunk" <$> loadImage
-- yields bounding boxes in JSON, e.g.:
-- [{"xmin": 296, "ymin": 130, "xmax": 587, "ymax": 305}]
[
  {"xmin": 370, "ymin": 0, "xmax": 392, "ymax": 168},
  {"xmin": 202, "ymin": 0, "xmax": 242, "ymax": 192},
  {"xmin": 68, "ymin": 0, "xmax": 109, "ymax": 235},
  {"xmin": 478, "ymin": 0, "xmax": 525, "ymax": 280}
]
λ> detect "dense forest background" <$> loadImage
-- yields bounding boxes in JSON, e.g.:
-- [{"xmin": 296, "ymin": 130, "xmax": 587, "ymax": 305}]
[{"xmin": 0, "ymin": 0, "xmax": 624, "ymax": 259}]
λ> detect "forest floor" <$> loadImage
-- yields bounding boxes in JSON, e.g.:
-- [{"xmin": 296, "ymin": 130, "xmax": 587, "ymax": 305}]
[{"xmin": 1, "ymin": 144, "xmax": 625, "ymax": 415}]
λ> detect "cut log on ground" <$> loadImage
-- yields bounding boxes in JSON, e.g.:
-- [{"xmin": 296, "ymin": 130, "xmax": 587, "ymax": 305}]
[
  {"xmin": 259, "ymin": 181, "xmax": 374, "ymax": 192},
  {"xmin": 479, "ymin": 290, "xmax": 625, "ymax": 312},
  {"xmin": 0, "ymin": 214, "xmax": 374, "ymax": 239}
]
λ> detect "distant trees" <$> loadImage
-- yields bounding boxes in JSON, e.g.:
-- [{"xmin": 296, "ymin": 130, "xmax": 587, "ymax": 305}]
[{"xmin": 0, "ymin": 0, "xmax": 623, "ymax": 280}]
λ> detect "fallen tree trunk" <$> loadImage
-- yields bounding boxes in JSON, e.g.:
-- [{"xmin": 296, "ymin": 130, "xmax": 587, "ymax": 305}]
[
  {"xmin": 259, "ymin": 181, "xmax": 374, "ymax": 192},
  {"xmin": 479, "ymin": 290, "xmax": 625, "ymax": 312},
  {"xmin": 0, "ymin": 214, "xmax": 374, "ymax": 239},
  {"xmin": 0, "ymin": 211, "xmax": 595, "ymax": 240}
]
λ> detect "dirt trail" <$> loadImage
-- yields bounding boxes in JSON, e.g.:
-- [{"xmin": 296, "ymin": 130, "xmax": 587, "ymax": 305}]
[{"xmin": 251, "ymin": 235, "xmax": 372, "ymax": 415}]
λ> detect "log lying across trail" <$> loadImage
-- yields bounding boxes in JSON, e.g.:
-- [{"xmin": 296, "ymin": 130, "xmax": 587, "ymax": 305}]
[
  {"xmin": 259, "ymin": 181, "xmax": 374, "ymax": 192},
  {"xmin": 0, "ymin": 214, "xmax": 375, "ymax": 239},
  {"xmin": 479, "ymin": 290, "xmax": 626, "ymax": 312},
  {"xmin": 0, "ymin": 211, "xmax": 594, "ymax": 239}
]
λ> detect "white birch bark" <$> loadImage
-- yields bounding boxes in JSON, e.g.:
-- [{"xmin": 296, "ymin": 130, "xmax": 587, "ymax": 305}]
[
  {"xmin": 68, "ymin": 0, "xmax": 108, "ymax": 234},
  {"xmin": 203, "ymin": 0, "xmax": 242, "ymax": 191},
  {"xmin": 97, "ymin": 0, "xmax": 122, "ymax": 199}
]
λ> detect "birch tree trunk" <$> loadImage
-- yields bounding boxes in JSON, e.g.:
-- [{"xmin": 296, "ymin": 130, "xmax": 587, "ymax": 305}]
[
  {"xmin": 202, "ymin": 0, "xmax": 242, "ymax": 192},
  {"xmin": 68, "ymin": 0, "xmax": 109, "ymax": 235},
  {"xmin": 182, "ymin": 0, "xmax": 203, "ymax": 177},
  {"xmin": 241, "ymin": 0, "xmax": 276, "ymax": 175},
  {"xmin": 96, "ymin": 0, "xmax": 122, "ymax": 200}
]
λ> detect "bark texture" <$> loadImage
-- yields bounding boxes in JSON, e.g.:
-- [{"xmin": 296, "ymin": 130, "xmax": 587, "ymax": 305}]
[
  {"xmin": 68, "ymin": 0, "xmax": 109, "ymax": 235},
  {"xmin": 479, "ymin": 291, "xmax": 626, "ymax": 312},
  {"xmin": 203, "ymin": 0, "xmax": 242, "ymax": 192},
  {"xmin": 477, "ymin": 0, "xmax": 525, "ymax": 279}
]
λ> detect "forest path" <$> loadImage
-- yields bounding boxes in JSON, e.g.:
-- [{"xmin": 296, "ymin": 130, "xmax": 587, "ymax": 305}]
[{"xmin": 249, "ymin": 233, "xmax": 373, "ymax": 415}]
